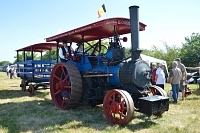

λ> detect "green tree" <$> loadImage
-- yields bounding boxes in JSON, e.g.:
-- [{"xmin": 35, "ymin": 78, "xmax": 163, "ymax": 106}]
[
  {"xmin": 124, "ymin": 47, "xmax": 131, "ymax": 57},
  {"xmin": 42, "ymin": 49, "xmax": 57, "ymax": 60},
  {"xmin": 13, "ymin": 52, "xmax": 40, "ymax": 64},
  {"xmin": 159, "ymin": 41, "xmax": 181, "ymax": 70},
  {"xmin": 0, "ymin": 61, "xmax": 12, "ymax": 66},
  {"xmin": 141, "ymin": 42, "xmax": 181, "ymax": 72},
  {"xmin": 180, "ymin": 33, "xmax": 200, "ymax": 67}
]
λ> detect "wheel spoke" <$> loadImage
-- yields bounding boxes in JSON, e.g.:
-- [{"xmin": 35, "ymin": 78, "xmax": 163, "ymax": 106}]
[
  {"xmin": 119, "ymin": 112, "xmax": 125, "ymax": 119},
  {"xmin": 55, "ymin": 90, "xmax": 61, "ymax": 95},
  {"xmin": 61, "ymin": 98, "xmax": 65, "ymax": 106},
  {"xmin": 63, "ymin": 75, "xmax": 69, "ymax": 82},
  {"xmin": 118, "ymin": 99, "xmax": 125, "ymax": 105},
  {"xmin": 54, "ymin": 75, "xmax": 61, "ymax": 81},
  {"xmin": 61, "ymin": 66, "xmax": 67, "ymax": 77},
  {"xmin": 108, "ymin": 96, "xmax": 114, "ymax": 102},
  {"xmin": 64, "ymin": 86, "xmax": 71, "ymax": 89}
]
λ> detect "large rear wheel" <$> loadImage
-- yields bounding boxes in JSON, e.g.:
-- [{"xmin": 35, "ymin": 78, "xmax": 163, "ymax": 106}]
[
  {"xmin": 103, "ymin": 89, "xmax": 134, "ymax": 125},
  {"xmin": 50, "ymin": 63, "xmax": 82, "ymax": 109}
]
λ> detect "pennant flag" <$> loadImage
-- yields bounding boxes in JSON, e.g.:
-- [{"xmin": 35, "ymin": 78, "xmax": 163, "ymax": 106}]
[{"xmin": 98, "ymin": 4, "xmax": 106, "ymax": 18}]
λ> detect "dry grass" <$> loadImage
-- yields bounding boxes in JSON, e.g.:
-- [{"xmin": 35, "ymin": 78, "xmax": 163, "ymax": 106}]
[{"xmin": 0, "ymin": 72, "xmax": 200, "ymax": 133}]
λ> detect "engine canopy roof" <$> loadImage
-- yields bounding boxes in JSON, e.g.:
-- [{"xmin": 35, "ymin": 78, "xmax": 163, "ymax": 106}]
[
  {"xmin": 45, "ymin": 17, "xmax": 146, "ymax": 43},
  {"xmin": 16, "ymin": 43, "xmax": 62, "ymax": 52}
]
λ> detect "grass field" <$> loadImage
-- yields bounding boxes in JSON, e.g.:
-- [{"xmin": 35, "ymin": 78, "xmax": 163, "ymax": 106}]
[{"xmin": 0, "ymin": 72, "xmax": 200, "ymax": 133}]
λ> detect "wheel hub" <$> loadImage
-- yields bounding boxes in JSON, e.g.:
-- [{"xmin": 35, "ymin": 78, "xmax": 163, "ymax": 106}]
[
  {"xmin": 56, "ymin": 80, "xmax": 65, "ymax": 91},
  {"xmin": 110, "ymin": 103, "xmax": 122, "ymax": 114}
]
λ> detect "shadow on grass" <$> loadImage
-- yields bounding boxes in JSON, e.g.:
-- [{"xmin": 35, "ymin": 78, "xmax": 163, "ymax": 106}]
[
  {"xmin": 0, "ymin": 97, "xmax": 159, "ymax": 133},
  {"xmin": 0, "ymin": 86, "xmax": 50, "ymax": 99},
  {"xmin": 0, "ymin": 89, "xmax": 28, "ymax": 99},
  {"xmin": 120, "ymin": 120, "xmax": 156, "ymax": 132},
  {"xmin": 0, "ymin": 87, "xmax": 51, "ymax": 99},
  {"xmin": 183, "ymin": 88, "xmax": 200, "ymax": 101},
  {"xmin": 189, "ymin": 88, "xmax": 200, "ymax": 96}
]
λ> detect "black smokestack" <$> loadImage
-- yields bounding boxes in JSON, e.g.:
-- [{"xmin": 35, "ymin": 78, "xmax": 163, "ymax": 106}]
[{"xmin": 129, "ymin": 6, "xmax": 142, "ymax": 62}]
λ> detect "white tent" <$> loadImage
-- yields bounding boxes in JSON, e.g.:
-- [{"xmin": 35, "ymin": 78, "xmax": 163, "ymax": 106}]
[{"xmin": 140, "ymin": 54, "xmax": 168, "ymax": 74}]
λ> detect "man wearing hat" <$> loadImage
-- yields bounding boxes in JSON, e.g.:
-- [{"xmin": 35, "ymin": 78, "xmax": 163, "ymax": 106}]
[
  {"xmin": 175, "ymin": 58, "xmax": 187, "ymax": 100},
  {"xmin": 151, "ymin": 62, "xmax": 157, "ymax": 85},
  {"xmin": 155, "ymin": 62, "xmax": 166, "ymax": 89},
  {"xmin": 59, "ymin": 40, "xmax": 74, "ymax": 62}
]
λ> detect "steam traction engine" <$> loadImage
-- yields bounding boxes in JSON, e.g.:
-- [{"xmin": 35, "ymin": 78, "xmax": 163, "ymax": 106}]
[{"xmin": 46, "ymin": 6, "xmax": 169, "ymax": 125}]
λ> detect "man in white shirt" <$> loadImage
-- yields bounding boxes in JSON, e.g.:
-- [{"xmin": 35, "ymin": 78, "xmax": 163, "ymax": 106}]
[
  {"xmin": 155, "ymin": 62, "xmax": 166, "ymax": 90},
  {"xmin": 75, "ymin": 43, "xmax": 83, "ymax": 55},
  {"xmin": 59, "ymin": 40, "xmax": 74, "ymax": 62}
]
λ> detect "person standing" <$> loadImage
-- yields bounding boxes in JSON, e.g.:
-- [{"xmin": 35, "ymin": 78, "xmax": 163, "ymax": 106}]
[
  {"xmin": 13, "ymin": 66, "xmax": 17, "ymax": 78},
  {"xmin": 6, "ymin": 65, "xmax": 10, "ymax": 76},
  {"xmin": 59, "ymin": 40, "xmax": 74, "ymax": 62},
  {"xmin": 151, "ymin": 62, "xmax": 157, "ymax": 85},
  {"xmin": 9, "ymin": 66, "xmax": 14, "ymax": 79},
  {"xmin": 155, "ymin": 62, "xmax": 165, "ymax": 89},
  {"xmin": 168, "ymin": 61, "xmax": 182, "ymax": 103},
  {"xmin": 175, "ymin": 58, "xmax": 187, "ymax": 100}
]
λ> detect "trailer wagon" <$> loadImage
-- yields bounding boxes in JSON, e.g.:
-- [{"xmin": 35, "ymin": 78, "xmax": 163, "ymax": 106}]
[{"xmin": 16, "ymin": 43, "xmax": 62, "ymax": 95}]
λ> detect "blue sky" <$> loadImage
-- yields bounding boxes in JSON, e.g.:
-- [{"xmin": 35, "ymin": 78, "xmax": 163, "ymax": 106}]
[{"xmin": 0, "ymin": 0, "xmax": 200, "ymax": 62}]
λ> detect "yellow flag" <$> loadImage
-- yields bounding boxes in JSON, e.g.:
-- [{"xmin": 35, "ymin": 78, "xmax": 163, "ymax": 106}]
[{"xmin": 98, "ymin": 4, "xmax": 106, "ymax": 18}]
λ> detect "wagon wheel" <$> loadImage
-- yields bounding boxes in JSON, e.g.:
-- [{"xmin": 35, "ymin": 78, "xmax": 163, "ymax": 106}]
[
  {"xmin": 29, "ymin": 84, "xmax": 34, "ymax": 95},
  {"xmin": 20, "ymin": 79, "xmax": 26, "ymax": 92},
  {"xmin": 103, "ymin": 89, "xmax": 134, "ymax": 125},
  {"xmin": 50, "ymin": 63, "xmax": 82, "ymax": 109},
  {"xmin": 149, "ymin": 85, "xmax": 167, "ymax": 116}
]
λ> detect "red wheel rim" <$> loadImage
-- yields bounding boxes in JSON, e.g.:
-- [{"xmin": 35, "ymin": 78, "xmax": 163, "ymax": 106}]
[
  {"xmin": 21, "ymin": 80, "xmax": 26, "ymax": 92},
  {"xmin": 29, "ymin": 84, "xmax": 34, "ymax": 95},
  {"xmin": 103, "ymin": 89, "xmax": 134, "ymax": 125},
  {"xmin": 50, "ymin": 63, "xmax": 82, "ymax": 109},
  {"xmin": 149, "ymin": 85, "xmax": 167, "ymax": 116}
]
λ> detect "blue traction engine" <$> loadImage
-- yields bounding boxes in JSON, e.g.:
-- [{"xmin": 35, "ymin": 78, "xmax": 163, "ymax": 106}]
[{"xmin": 49, "ymin": 6, "xmax": 169, "ymax": 125}]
